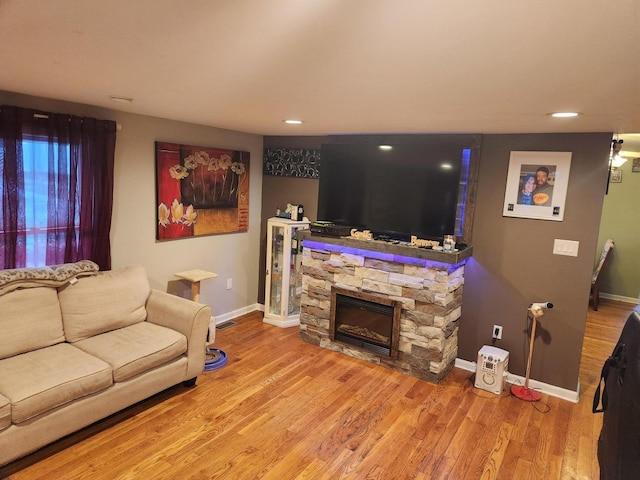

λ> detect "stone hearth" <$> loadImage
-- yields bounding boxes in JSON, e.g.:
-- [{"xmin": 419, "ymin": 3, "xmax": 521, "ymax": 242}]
[{"xmin": 299, "ymin": 234, "xmax": 470, "ymax": 383}]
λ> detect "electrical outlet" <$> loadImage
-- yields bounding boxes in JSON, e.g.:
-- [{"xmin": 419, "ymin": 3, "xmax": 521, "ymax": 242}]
[
  {"xmin": 226, "ymin": 278, "xmax": 232, "ymax": 290},
  {"xmin": 492, "ymin": 325, "xmax": 503, "ymax": 340}
]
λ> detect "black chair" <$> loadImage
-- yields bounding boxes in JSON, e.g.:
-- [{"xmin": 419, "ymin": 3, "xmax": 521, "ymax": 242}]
[
  {"xmin": 590, "ymin": 239, "xmax": 614, "ymax": 311},
  {"xmin": 593, "ymin": 308, "xmax": 640, "ymax": 479}
]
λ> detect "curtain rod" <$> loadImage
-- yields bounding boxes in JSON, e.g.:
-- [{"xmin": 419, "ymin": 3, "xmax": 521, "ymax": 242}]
[
  {"xmin": 1, "ymin": 108, "xmax": 122, "ymax": 131},
  {"xmin": 31, "ymin": 113, "xmax": 122, "ymax": 131}
]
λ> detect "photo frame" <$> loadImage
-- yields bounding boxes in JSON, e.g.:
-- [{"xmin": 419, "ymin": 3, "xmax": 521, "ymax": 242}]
[
  {"xmin": 610, "ymin": 169, "xmax": 622, "ymax": 183},
  {"xmin": 633, "ymin": 158, "xmax": 640, "ymax": 173},
  {"xmin": 502, "ymin": 151, "xmax": 572, "ymax": 221}
]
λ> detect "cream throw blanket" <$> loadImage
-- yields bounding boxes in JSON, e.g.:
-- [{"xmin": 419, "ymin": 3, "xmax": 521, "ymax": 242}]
[{"xmin": 0, "ymin": 260, "xmax": 99, "ymax": 296}]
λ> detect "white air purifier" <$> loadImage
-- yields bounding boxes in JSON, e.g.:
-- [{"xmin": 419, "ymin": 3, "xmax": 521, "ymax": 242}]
[{"xmin": 475, "ymin": 345, "xmax": 509, "ymax": 394}]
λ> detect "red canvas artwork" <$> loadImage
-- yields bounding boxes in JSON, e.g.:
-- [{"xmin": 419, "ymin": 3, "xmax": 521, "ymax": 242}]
[{"xmin": 155, "ymin": 142, "xmax": 250, "ymax": 240}]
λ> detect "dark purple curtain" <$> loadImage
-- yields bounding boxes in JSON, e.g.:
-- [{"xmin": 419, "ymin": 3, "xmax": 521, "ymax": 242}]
[
  {"xmin": 0, "ymin": 106, "xmax": 27, "ymax": 267},
  {"xmin": 0, "ymin": 105, "xmax": 116, "ymax": 270}
]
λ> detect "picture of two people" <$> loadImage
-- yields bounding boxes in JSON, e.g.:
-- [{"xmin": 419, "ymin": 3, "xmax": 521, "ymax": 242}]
[{"xmin": 517, "ymin": 165, "xmax": 555, "ymax": 206}]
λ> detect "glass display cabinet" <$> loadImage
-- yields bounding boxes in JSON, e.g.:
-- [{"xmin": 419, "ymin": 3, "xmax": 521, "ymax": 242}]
[{"xmin": 264, "ymin": 217, "xmax": 310, "ymax": 328}]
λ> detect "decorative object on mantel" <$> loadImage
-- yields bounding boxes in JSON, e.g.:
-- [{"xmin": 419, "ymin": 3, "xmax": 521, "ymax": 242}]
[
  {"xmin": 443, "ymin": 235, "xmax": 456, "ymax": 253},
  {"xmin": 503, "ymin": 151, "xmax": 572, "ymax": 221},
  {"xmin": 263, "ymin": 148, "xmax": 320, "ymax": 178},
  {"xmin": 156, "ymin": 142, "xmax": 250, "ymax": 240},
  {"xmin": 410, "ymin": 236, "xmax": 440, "ymax": 247},
  {"xmin": 350, "ymin": 228, "xmax": 373, "ymax": 240}
]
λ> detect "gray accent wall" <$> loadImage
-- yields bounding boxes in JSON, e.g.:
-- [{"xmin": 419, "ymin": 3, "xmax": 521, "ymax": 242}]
[
  {"xmin": 259, "ymin": 137, "xmax": 323, "ymax": 305},
  {"xmin": 262, "ymin": 132, "xmax": 612, "ymax": 391},
  {"xmin": 463, "ymin": 133, "xmax": 611, "ymax": 390}
]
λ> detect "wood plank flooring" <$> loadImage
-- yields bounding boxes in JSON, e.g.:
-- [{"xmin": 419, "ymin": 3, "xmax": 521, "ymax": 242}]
[{"xmin": 2, "ymin": 300, "xmax": 634, "ymax": 479}]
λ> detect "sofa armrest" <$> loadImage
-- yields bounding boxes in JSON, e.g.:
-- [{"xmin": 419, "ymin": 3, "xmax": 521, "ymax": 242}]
[{"xmin": 145, "ymin": 289, "xmax": 211, "ymax": 381}]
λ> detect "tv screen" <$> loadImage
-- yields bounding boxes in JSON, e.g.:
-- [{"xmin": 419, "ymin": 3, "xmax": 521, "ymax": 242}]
[{"xmin": 318, "ymin": 140, "xmax": 472, "ymax": 241}]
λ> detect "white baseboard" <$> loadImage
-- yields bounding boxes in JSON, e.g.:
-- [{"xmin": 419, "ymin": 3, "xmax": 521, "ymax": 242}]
[
  {"xmin": 454, "ymin": 358, "xmax": 579, "ymax": 403},
  {"xmin": 213, "ymin": 303, "xmax": 263, "ymax": 326},
  {"xmin": 600, "ymin": 293, "xmax": 639, "ymax": 305},
  {"xmin": 263, "ymin": 316, "xmax": 300, "ymax": 328},
  {"xmin": 208, "ymin": 304, "xmax": 263, "ymax": 341}
]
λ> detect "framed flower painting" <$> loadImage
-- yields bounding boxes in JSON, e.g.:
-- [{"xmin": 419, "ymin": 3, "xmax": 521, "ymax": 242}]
[{"xmin": 156, "ymin": 142, "xmax": 250, "ymax": 240}]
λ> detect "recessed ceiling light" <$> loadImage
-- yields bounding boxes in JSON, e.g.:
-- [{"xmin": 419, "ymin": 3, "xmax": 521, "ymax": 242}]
[
  {"xmin": 441, "ymin": 163, "xmax": 453, "ymax": 169},
  {"xmin": 283, "ymin": 119, "xmax": 304, "ymax": 125},
  {"xmin": 548, "ymin": 112, "xmax": 581, "ymax": 118},
  {"xmin": 378, "ymin": 145, "xmax": 393, "ymax": 151},
  {"xmin": 109, "ymin": 95, "xmax": 134, "ymax": 104}
]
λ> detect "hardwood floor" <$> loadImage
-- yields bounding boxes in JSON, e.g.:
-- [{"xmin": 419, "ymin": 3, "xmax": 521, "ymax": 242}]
[{"xmin": 2, "ymin": 300, "xmax": 634, "ymax": 479}]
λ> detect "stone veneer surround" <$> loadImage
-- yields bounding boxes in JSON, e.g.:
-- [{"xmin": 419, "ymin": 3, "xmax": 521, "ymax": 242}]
[{"xmin": 299, "ymin": 236, "xmax": 469, "ymax": 383}]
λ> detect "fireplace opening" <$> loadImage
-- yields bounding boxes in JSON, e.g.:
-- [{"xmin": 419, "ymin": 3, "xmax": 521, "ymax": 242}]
[{"xmin": 330, "ymin": 287, "xmax": 401, "ymax": 358}]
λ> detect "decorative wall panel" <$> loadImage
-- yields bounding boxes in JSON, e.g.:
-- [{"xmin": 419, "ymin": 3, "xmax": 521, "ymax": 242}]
[{"xmin": 263, "ymin": 148, "xmax": 320, "ymax": 178}]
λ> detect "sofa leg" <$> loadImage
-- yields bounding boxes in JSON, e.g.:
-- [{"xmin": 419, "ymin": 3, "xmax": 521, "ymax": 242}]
[{"xmin": 183, "ymin": 377, "xmax": 197, "ymax": 387}]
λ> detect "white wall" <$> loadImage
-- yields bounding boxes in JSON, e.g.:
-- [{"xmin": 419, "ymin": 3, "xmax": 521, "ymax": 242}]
[
  {"xmin": 0, "ymin": 91, "xmax": 264, "ymax": 320},
  {"xmin": 111, "ymin": 113, "xmax": 263, "ymax": 319}
]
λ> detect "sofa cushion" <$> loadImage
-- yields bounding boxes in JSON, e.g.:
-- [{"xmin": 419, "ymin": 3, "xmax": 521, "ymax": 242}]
[
  {"xmin": 73, "ymin": 322, "xmax": 188, "ymax": 382},
  {"xmin": 58, "ymin": 265, "xmax": 151, "ymax": 342},
  {"xmin": 0, "ymin": 287, "xmax": 65, "ymax": 360},
  {"xmin": 0, "ymin": 393, "xmax": 10, "ymax": 432},
  {"xmin": 0, "ymin": 343, "xmax": 113, "ymax": 424}
]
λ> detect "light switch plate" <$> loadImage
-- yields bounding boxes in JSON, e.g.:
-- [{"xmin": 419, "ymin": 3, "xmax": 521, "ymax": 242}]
[{"xmin": 553, "ymin": 239, "xmax": 579, "ymax": 257}]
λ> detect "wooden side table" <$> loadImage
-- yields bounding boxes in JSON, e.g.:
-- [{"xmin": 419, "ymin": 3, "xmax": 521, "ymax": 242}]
[{"xmin": 174, "ymin": 269, "xmax": 218, "ymax": 302}]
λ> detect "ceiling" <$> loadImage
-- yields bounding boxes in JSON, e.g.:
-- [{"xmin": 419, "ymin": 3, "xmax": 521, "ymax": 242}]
[{"xmin": 1, "ymin": 0, "xmax": 639, "ymax": 142}]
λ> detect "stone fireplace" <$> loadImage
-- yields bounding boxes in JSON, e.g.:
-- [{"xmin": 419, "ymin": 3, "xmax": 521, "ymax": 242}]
[{"xmin": 298, "ymin": 233, "xmax": 470, "ymax": 383}]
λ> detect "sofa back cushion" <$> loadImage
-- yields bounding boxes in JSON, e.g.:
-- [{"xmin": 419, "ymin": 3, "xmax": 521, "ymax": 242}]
[
  {"xmin": 59, "ymin": 265, "xmax": 151, "ymax": 342},
  {"xmin": 0, "ymin": 287, "xmax": 65, "ymax": 359}
]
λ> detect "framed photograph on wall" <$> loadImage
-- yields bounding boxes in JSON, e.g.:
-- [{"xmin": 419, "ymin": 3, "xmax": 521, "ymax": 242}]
[
  {"xmin": 502, "ymin": 151, "xmax": 572, "ymax": 221},
  {"xmin": 610, "ymin": 169, "xmax": 622, "ymax": 183}
]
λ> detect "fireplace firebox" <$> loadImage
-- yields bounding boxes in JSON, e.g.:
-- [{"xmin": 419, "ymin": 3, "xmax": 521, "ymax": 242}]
[{"xmin": 330, "ymin": 287, "xmax": 401, "ymax": 358}]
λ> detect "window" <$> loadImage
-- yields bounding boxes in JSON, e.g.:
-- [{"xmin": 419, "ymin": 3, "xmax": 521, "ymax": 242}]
[
  {"xmin": 21, "ymin": 137, "xmax": 77, "ymax": 267},
  {"xmin": 1, "ymin": 105, "xmax": 116, "ymax": 270}
]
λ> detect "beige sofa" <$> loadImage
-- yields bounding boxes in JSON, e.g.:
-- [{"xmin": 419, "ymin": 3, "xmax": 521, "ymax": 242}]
[{"xmin": 0, "ymin": 262, "xmax": 211, "ymax": 466}]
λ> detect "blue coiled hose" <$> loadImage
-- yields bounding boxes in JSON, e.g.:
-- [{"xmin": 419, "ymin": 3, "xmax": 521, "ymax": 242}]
[{"xmin": 204, "ymin": 347, "xmax": 228, "ymax": 371}]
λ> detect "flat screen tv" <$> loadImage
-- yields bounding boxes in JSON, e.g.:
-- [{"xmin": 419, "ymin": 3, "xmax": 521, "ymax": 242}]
[{"xmin": 317, "ymin": 138, "xmax": 474, "ymax": 241}]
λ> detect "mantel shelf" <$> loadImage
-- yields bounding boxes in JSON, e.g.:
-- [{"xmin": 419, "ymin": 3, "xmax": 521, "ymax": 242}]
[{"xmin": 297, "ymin": 231, "xmax": 473, "ymax": 265}]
